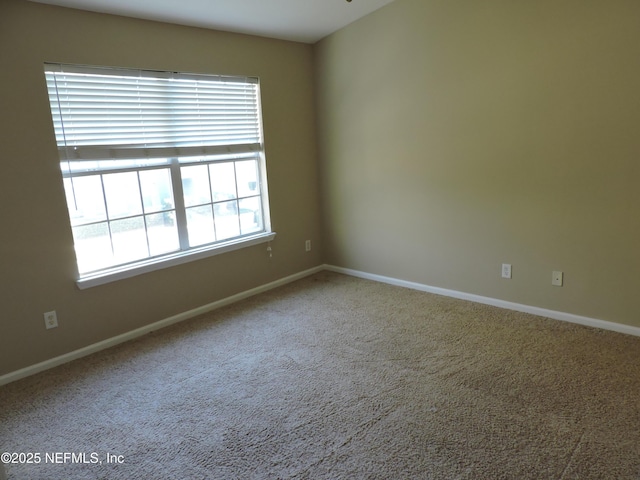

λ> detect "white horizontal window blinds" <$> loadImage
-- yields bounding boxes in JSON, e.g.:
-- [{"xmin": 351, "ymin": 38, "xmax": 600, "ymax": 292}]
[{"xmin": 44, "ymin": 64, "xmax": 262, "ymax": 161}]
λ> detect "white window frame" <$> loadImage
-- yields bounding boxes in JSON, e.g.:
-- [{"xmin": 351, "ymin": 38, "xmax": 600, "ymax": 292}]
[{"xmin": 44, "ymin": 63, "xmax": 275, "ymax": 289}]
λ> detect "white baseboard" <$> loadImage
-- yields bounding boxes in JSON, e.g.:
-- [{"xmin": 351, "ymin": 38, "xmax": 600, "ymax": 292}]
[
  {"xmin": 3, "ymin": 263, "xmax": 638, "ymax": 387},
  {"xmin": 0, "ymin": 265, "xmax": 324, "ymax": 387},
  {"xmin": 324, "ymin": 264, "xmax": 640, "ymax": 338}
]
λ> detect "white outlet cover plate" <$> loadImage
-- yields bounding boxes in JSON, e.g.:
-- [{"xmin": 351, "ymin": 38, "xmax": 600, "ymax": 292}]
[
  {"xmin": 501, "ymin": 264, "xmax": 512, "ymax": 279},
  {"xmin": 552, "ymin": 271, "xmax": 563, "ymax": 286},
  {"xmin": 44, "ymin": 311, "xmax": 58, "ymax": 329}
]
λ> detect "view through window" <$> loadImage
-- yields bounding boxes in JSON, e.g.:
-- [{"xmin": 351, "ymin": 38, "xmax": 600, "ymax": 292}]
[{"xmin": 45, "ymin": 64, "xmax": 272, "ymax": 280}]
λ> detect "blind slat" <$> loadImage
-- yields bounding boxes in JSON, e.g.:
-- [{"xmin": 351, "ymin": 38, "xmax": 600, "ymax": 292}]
[
  {"xmin": 58, "ymin": 142, "xmax": 262, "ymax": 161},
  {"xmin": 45, "ymin": 64, "xmax": 262, "ymax": 160}
]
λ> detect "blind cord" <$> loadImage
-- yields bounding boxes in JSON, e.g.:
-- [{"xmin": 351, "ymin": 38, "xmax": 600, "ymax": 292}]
[{"xmin": 51, "ymin": 70, "xmax": 78, "ymax": 211}]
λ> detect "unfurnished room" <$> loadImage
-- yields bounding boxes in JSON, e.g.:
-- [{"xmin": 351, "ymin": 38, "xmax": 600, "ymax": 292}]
[{"xmin": 1, "ymin": 0, "xmax": 639, "ymax": 478}]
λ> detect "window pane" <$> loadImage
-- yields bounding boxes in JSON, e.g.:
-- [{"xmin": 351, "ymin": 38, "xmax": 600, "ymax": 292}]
[
  {"xmin": 182, "ymin": 165, "xmax": 211, "ymax": 207},
  {"xmin": 209, "ymin": 162, "xmax": 237, "ymax": 201},
  {"xmin": 46, "ymin": 65, "xmax": 271, "ymax": 279},
  {"xmin": 186, "ymin": 205, "xmax": 215, "ymax": 247},
  {"xmin": 110, "ymin": 216, "xmax": 148, "ymax": 263},
  {"xmin": 236, "ymin": 159, "xmax": 259, "ymax": 198},
  {"xmin": 146, "ymin": 212, "xmax": 179, "ymax": 256},
  {"xmin": 239, "ymin": 197, "xmax": 263, "ymax": 235},
  {"xmin": 72, "ymin": 222, "xmax": 113, "ymax": 274},
  {"xmin": 103, "ymin": 172, "xmax": 143, "ymax": 219},
  {"xmin": 140, "ymin": 168, "xmax": 174, "ymax": 213},
  {"xmin": 214, "ymin": 201, "xmax": 240, "ymax": 240},
  {"xmin": 64, "ymin": 176, "xmax": 107, "ymax": 226}
]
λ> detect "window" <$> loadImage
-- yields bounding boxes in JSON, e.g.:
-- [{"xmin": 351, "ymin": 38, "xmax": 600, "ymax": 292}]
[{"xmin": 44, "ymin": 64, "xmax": 274, "ymax": 288}]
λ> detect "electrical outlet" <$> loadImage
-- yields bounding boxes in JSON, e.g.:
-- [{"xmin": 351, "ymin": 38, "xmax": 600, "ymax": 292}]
[
  {"xmin": 305, "ymin": 240, "xmax": 311, "ymax": 252},
  {"xmin": 501, "ymin": 263, "xmax": 512, "ymax": 279},
  {"xmin": 44, "ymin": 310, "xmax": 58, "ymax": 329},
  {"xmin": 552, "ymin": 271, "xmax": 563, "ymax": 287}
]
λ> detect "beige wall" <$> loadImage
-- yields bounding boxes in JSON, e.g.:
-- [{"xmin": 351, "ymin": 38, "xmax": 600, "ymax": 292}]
[
  {"xmin": 3, "ymin": 0, "xmax": 640, "ymax": 378},
  {"xmin": 316, "ymin": 0, "xmax": 640, "ymax": 327},
  {"xmin": 0, "ymin": 0, "xmax": 322, "ymax": 375}
]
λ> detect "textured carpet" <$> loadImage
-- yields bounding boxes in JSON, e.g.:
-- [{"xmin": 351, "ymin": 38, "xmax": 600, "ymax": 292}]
[{"xmin": 1, "ymin": 271, "xmax": 639, "ymax": 479}]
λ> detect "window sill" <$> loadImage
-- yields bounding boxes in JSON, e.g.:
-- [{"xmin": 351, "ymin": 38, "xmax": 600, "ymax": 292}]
[{"xmin": 76, "ymin": 232, "xmax": 276, "ymax": 290}]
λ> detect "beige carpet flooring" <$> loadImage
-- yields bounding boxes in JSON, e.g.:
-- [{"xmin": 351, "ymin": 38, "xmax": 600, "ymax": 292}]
[{"xmin": 1, "ymin": 271, "xmax": 639, "ymax": 479}]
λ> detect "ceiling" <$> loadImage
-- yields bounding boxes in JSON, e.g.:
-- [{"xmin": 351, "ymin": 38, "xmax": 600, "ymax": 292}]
[{"xmin": 27, "ymin": 0, "xmax": 396, "ymax": 44}]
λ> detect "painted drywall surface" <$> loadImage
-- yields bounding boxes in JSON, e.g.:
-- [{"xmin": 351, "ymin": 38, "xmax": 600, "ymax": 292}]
[
  {"xmin": 0, "ymin": 0, "xmax": 322, "ymax": 375},
  {"xmin": 315, "ymin": 0, "xmax": 640, "ymax": 327}
]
